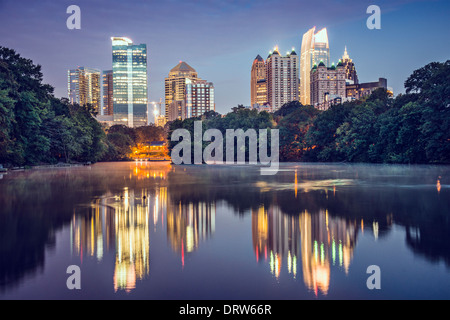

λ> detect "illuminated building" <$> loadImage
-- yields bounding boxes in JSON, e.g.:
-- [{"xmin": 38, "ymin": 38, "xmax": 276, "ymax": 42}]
[
  {"xmin": 68, "ymin": 67, "xmax": 101, "ymax": 112},
  {"xmin": 300, "ymin": 27, "xmax": 330, "ymax": 105},
  {"xmin": 251, "ymin": 55, "xmax": 267, "ymax": 106},
  {"xmin": 265, "ymin": 47, "xmax": 299, "ymax": 110},
  {"xmin": 341, "ymin": 47, "xmax": 358, "ymax": 85},
  {"xmin": 185, "ymin": 79, "xmax": 215, "ymax": 118},
  {"xmin": 101, "ymin": 70, "xmax": 113, "ymax": 116},
  {"xmin": 310, "ymin": 60, "xmax": 346, "ymax": 109},
  {"xmin": 112, "ymin": 37, "xmax": 148, "ymax": 127},
  {"xmin": 346, "ymin": 78, "xmax": 388, "ymax": 100},
  {"xmin": 155, "ymin": 115, "xmax": 167, "ymax": 127},
  {"xmin": 167, "ymin": 100, "xmax": 186, "ymax": 122},
  {"xmin": 165, "ymin": 61, "xmax": 198, "ymax": 121}
]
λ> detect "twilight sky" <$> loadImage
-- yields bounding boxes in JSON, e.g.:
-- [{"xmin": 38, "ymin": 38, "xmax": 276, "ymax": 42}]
[{"xmin": 0, "ymin": 0, "xmax": 449, "ymax": 114}]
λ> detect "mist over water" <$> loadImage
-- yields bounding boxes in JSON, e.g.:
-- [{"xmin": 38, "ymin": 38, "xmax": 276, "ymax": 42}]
[{"xmin": 0, "ymin": 162, "xmax": 449, "ymax": 299}]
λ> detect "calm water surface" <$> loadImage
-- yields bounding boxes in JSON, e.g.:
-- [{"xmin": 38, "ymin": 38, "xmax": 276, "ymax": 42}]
[{"xmin": 0, "ymin": 162, "xmax": 449, "ymax": 300}]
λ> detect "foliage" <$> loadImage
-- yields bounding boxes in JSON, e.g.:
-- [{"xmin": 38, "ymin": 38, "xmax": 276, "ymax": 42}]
[{"xmin": 0, "ymin": 47, "xmax": 107, "ymax": 166}]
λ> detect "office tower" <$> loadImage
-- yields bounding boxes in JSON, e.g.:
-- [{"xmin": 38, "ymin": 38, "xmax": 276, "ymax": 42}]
[
  {"xmin": 101, "ymin": 70, "xmax": 113, "ymax": 116},
  {"xmin": 167, "ymin": 100, "xmax": 186, "ymax": 122},
  {"xmin": 341, "ymin": 47, "xmax": 358, "ymax": 84},
  {"xmin": 165, "ymin": 61, "xmax": 198, "ymax": 121},
  {"xmin": 68, "ymin": 67, "xmax": 101, "ymax": 112},
  {"xmin": 265, "ymin": 47, "xmax": 299, "ymax": 110},
  {"xmin": 112, "ymin": 37, "xmax": 148, "ymax": 128},
  {"xmin": 310, "ymin": 61, "xmax": 346, "ymax": 109},
  {"xmin": 251, "ymin": 55, "xmax": 267, "ymax": 106},
  {"xmin": 185, "ymin": 79, "xmax": 215, "ymax": 118},
  {"xmin": 300, "ymin": 27, "xmax": 330, "ymax": 105}
]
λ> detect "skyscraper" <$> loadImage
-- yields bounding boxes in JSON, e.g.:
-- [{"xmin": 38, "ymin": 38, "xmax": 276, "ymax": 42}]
[
  {"xmin": 112, "ymin": 37, "xmax": 148, "ymax": 128},
  {"xmin": 251, "ymin": 55, "xmax": 267, "ymax": 106},
  {"xmin": 300, "ymin": 27, "xmax": 330, "ymax": 105},
  {"xmin": 165, "ymin": 61, "xmax": 198, "ymax": 121},
  {"xmin": 265, "ymin": 47, "xmax": 299, "ymax": 110},
  {"xmin": 341, "ymin": 47, "xmax": 358, "ymax": 84},
  {"xmin": 101, "ymin": 70, "xmax": 113, "ymax": 116},
  {"xmin": 68, "ymin": 67, "xmax": 101, "ymax": 112}
]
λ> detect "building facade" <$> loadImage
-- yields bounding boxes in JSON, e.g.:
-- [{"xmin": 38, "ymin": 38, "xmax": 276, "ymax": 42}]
[
  {"xmin": 68, "ymin": 67, "xmax": 101, "ymax": 112},
  {"xmin": 185, "ymin": 79, "xmax": 215, "ymax": 118},
  {"xmin": 167, "ymin": 100, "xmax": 186, "ymax": 122},
  {"xmin": 346, "ymin": 78, "xmax": 388, "ymax": 100},
  {"xmin": 164, "ymin": 62, "xmax": 198, "ymax": 121},
  {"xmin": 101, "ymin": 70, "xmax": 113, "ymax": 116},
  {"xmin": 251, "ymin": 55, "xmax": 267, "ymax": 106},
  {"xmin": 310, "ymin": 61, "xmax": 346, "ymax": 109},
  {"xmin": 300, "ymin": 27, "xmax": 330, "ymax": 105},
  {"xmin": 265, "ymin": 47, "xmax": 299, "ymax": 111},
  {"xmin": 112, "ymin": 37, "xmax": 148, "ymax": 128}
]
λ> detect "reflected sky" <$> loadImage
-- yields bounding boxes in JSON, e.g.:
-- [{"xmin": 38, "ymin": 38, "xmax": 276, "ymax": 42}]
[{"xmin": 0, "ymin": 162, "xmax": 449, "ymax": 299}]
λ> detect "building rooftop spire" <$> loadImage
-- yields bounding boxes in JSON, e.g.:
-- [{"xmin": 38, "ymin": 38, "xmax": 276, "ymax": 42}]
[{"xmin": 343, "ymin": 46, "xmax": 350, "ymax": 60}]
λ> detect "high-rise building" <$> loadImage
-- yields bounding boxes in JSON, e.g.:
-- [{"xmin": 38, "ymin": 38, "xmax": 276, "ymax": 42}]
[
  {"xmin": 251, "ymin": 55, "xmax": 267, "ymax": 106},
  {"xmin": 68, "ymin": 67, "xmax": 101, "ymax": 112},
  {"xmin": 265, "ymin": 47, "xmax": 299, "ymax": 110},
  {"xmin": 310, "ymin": 61, "xmax": 346, "ymax": 109},
  {"xmin": 300, "ymin": 27, "xmax": 330, "ymax": 105},
  {"xmin": 185, "ymin": 79, "xmax": 215, "ymax": 118},
  {"xmin": 165, "ymin": 62, "xmax": 198, "ymax": 121},
  {"xmin": 112, "ymin": 37, "xmax": 148, "ymax": 128},
  {"xmin": 101, "ymin": 70, "xmax": 113, "ymax": 116},
  {"xmin": 341, "ymin": 47, "xmax": 358, "ymax": 85},
  {"xmin": 167, "ymin": 100, "xmax": 186, "ymax": 122}
]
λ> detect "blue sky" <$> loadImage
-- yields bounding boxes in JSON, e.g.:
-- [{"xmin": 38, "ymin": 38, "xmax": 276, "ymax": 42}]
[{"xmin": 0, "ymin": 0, "xmax": 449, "ymax": 114}]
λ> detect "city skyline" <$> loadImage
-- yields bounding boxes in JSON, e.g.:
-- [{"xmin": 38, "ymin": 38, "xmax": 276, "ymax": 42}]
[{"xmin": 1, "ymin": 0, "xmax": 449, "ymax": 115}]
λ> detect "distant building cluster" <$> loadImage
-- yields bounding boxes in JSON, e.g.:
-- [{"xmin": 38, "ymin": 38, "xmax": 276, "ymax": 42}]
[
  {"xmin": 251, "ymin": 27, "xmax": 392, "ymax": 112},
  {"xmin": 165, "ymin": 62, "xmax": 215, "ymax": 122},
  {"xmin": 68, "ymin": 38, "xmax": 215, "ymax": 128}
]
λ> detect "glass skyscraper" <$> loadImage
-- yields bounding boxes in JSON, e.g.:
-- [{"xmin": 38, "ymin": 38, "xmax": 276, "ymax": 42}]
[
  {"xmin": 67, "ymin": 67, "xmax": 101, "ymax": 112},
  {"xmin": 300, "ymin": 27, "xmax": 330, "ymax": 105},
  {"xmin": 112, "ymin": 37, "xmax": 148, "ymax": 127}
]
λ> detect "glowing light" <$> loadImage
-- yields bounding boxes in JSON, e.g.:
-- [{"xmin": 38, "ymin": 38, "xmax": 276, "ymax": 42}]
[{"xmin": 437, "ymin": 177, "xmax": 441, "ymax": 194}]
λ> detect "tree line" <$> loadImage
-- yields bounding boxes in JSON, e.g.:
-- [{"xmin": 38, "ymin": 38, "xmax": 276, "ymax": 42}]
[
  {"xmin": 169, "ymin": 60, "xmax": 449, "ymax": 164},
  {"xmin": 0, "ymin": 47, "xmax": 165, "ymax": 166}
]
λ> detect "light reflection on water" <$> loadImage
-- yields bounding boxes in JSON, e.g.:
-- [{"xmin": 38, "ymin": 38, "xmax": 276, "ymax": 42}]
[{"xmin": 0, "ymin": 162, "xmax": 449, "ymax": 299}]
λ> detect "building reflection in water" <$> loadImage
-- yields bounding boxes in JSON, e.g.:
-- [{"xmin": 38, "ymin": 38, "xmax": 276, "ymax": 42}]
[
  {"xmin": 252, "ymin": 206, "xmax": 358, "ymax": 296},
  {"xmin": 166, "ymin": 201, "xmax": 216, "ymax": 268},
  {"xmin": 71, "ymin": 163, "xmax": 170, "ymax": 293}
]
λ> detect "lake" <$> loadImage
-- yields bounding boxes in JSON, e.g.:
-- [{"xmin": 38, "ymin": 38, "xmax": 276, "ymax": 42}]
[{"xmin": 0, "ymin": 162, "xmax": 449, "ymax": 300}]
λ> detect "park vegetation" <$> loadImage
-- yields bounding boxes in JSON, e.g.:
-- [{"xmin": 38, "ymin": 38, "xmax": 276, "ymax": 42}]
[{"xmin": 0, "ymin": 46, "xmax": 448, "ymax": 166}]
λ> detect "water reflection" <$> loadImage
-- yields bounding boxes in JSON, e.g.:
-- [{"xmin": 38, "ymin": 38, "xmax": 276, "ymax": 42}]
[
  {"xmin": 70, "ymin": 163, "xmax": 216, "ymax": 292},
  {"xmin": 0, "ymin": 162, "xmax": 449, "ymax": 298},
  {"xmin": 71, "ymin": 188, "xmax": 154, "ymax": 293},
  {"xmin": 252, "ymin": 206, "xmax": 358, "ymax": 296},
  {"xmin": 167, "ymin": 202, "xmax": 215, "ymax": 268}
]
